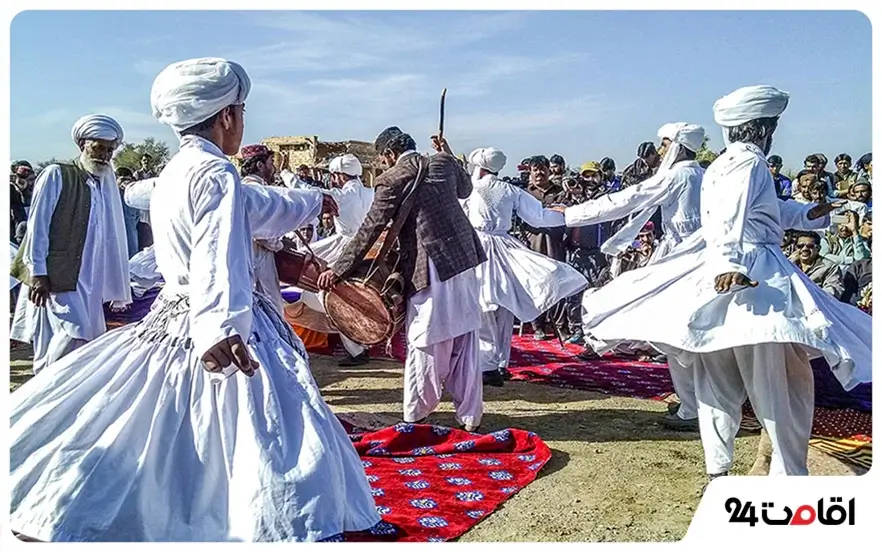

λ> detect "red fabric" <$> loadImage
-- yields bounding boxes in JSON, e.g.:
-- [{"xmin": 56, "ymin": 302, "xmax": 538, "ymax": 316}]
[
  {"xmin": 240, "ymin": 144, "xmax": 271, "ymax": 160},
  {"xmin": 338, "ymin": 422, "xmax": 551, "ymax": 542},
  {"xmin": 507, "ymin": 335, "xmax": 872, "ymax": 442}
]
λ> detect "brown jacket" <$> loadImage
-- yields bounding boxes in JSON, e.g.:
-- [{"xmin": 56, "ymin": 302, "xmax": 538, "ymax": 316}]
[
  {"xmin": 520, "ymin": 181, "xmax": 567, "ymax": 261},
  {"xmin": 332, "ymin": 151, "xmax": 486, "ymax": 297}
]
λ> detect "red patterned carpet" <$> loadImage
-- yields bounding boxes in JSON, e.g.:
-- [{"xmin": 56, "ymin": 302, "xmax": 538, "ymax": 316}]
[
  {"xmin": 337, "ymin": 421, "xmax": 551, "ymax": 542},
  {"xmin": 507, "ymin": 336, "xmax": 872, "ymax": 469}
]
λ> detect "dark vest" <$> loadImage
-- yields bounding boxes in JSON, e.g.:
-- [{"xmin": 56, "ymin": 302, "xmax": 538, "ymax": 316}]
[{"xmin": 10, "ymin": 162, "xmax": 92, "ymax": 292}]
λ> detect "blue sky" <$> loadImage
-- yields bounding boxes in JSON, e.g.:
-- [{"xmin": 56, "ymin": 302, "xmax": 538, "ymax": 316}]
[{"xmin": 10, "ymin": 10, "xmax": 871, "ymax": 175}]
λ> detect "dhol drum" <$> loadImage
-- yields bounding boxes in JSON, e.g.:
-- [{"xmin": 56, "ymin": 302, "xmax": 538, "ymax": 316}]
[
  {"xmin": 323, "ymin": 258, "xmax": 406, "ymax": 347},
  {"xmin": 274, "ymin": 248, "xmax": 327, "ymax": 292}
]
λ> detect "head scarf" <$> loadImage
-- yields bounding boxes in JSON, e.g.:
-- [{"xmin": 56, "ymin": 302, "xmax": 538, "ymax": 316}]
[
  {"xmin": 657, "ymin": 122, "xmax": 688, "ymax": 141},
  {"xmin": 70, "ymin": 114, "xmax": 124, "ymax": 145},
  {"xmin": 150, "ymin": 57, "xmax": 251, "ymax": 134},
  {"xmin": 468, "ymin": 147, "xmax": 507, "ymax": 174},
  {"xmin": 659, "ymin": 124, "xmax": 705, "ymax": 171},
  {"xmin": 329, "ymin": 153, "xmax": 363, "ymax": 177},
  {"xmin": 240, "ymin": 144, "xmax": 272, "ymax": 161},
  {"xmin": 713, "ymin": 85, "xmax": 790, "ymax": 128}
]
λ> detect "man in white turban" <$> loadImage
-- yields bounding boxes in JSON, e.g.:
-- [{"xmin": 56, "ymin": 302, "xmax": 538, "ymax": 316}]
[
  {"xmin": 572, "ymin": 85, "xmax": 869, "ymax": 483},
  {"xmin": 656, "ymin": 121, "xmax": 688, "ymax": 157},
  {"xmin": 463, "ymin": 146, "xmax": 587, "ymax": 387},
  {"xmin": 9, "ymin": 57, "xmax": 382, "ymax": 543},
  {"xmin": 282, "ymin": 152, "xmax": 376, "ymax": 366},
  {"xmin": 553, "ymin": 124, "xmax": 708, "ymax": 430},
  {"xmin": 10, "ymin": 114, "xmax": 131, "ymax": 374}
]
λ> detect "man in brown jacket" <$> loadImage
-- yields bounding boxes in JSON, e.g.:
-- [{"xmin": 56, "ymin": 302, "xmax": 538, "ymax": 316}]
[{"xmin": 318, "ymin": 127, "xmax": 486, "ymax": 431}]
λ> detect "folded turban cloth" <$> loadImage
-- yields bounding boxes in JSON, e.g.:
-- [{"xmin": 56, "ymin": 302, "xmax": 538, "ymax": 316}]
[
  {"xmin": 70, "ymin": 114, "xmax": 124, "ymax": 144},
  {"xmin": 468, "ymin": 147, "xmax": 507, "ymax": 174},
  {"xmin": 374, "ymin": 126, "xmax": 405, "ymax": 153},
  {"xmin": 329, "ymin": 154, "xmax": 363, "ymax": 177},
  {"xmin": 657, "ymin": 122, "xmax": 687, "ymax": 141},
  {"xmin": 671, "ymin": 124, "xmax": 706, "ymax": 153},
  {"xmin": 713, "ymin": 85, "xmax": 790, "ymax": 128},
  {"xmin": 240, "ymin": 144, "xmax": 271, "ymax": 160},
  {"xmin": 151, "ymin": 57, "xmax": 251, "ymax": 134}
]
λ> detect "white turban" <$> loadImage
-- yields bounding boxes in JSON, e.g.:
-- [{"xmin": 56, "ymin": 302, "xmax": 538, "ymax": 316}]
[
  {"xmin": 467, "ymin": 147, "xmax": 507, "ymax": 174},
  {"xmin": 70, "ymin": 114, "xmax": 124, "ymax": 144},
  {"xmin": 329, "ymin": 154, "xmax": 363, "ymax": 177},
  {"xmin": 713, "ymin": 85, "xmax": 790, "ymax": 128},
  {"xmin": 150, "ymin": 57, "xmax": 251, "ymax": 134},
  {"xmin": 657, "ymin": 122, "xmax": 688, "ymax": 141}
]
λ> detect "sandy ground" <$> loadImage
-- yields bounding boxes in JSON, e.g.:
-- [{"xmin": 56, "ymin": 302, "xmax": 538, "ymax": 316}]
[{"xmin": 7, "ymin": 345, "xmax": 865, "ymax": 542}]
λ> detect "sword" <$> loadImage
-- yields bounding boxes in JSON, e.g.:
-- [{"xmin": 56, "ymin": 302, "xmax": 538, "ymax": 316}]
[{"xmin": 439, "ymin": 88, "xmax": 447, "ymax": 140}]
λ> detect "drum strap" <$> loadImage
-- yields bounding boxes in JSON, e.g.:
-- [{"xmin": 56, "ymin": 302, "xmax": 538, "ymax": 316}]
[{"xmin": 373, "ymin": 154, "xmax": 431, "ymax": 270}]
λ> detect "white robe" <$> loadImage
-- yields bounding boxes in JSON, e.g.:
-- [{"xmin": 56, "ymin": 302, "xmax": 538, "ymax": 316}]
[
  {"xmin": 10, "ymin": 241, "xmax": 21, "ymax": 290},
  {"xmin": 565, "ymin": 160, "xmax": 705, "ymax": 260},
  {"xmin": 581, "ymin": 142, "xmax": 872, "ymax": 392},
  {"xmin": 242, "ymin": 175, "xmax": 287, "ymax": 312},
  {"xmin": 10, "ymin": 162, "xmax": 130, "ymax": 373},
  {"xmin": 8, "ymin": 135, "xmax": 380, "ymax": 542},
  {"xmin": 461, "ymin": 173, "xmax": 588, "ymax": 372},
  {"xmin": 128, "ymin": 246, "xmax": 163, "ymax": 298}
]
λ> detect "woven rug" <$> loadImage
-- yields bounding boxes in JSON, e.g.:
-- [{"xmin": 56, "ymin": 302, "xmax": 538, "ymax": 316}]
[
  {"xmin": 337, "ymin": 421, "xmax": 552, "ymax": 542},
  {"xmin": 508, "ymin": 335, "xmax": 872, "ymax": 470}
]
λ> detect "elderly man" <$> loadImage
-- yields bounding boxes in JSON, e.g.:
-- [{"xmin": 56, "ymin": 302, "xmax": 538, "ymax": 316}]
[
  {"xmin": 578, "ymin": 85, "xmax": 870, "ymax": 481},
  {"xmin": 10, "ymin": 57, "xmax": 379, "ymax": 543},
  {"xmin": 460, "ymin": 146, "xmax": 586, "ymax": 386},
  {"xmin": 284, "ymin": 152, "xmax": 376, "ymax": 367},
  {"xmin": 317, "ymin": 128, "xmax": 486, "ymax": 431},
  {"xmin": 556, "ymin": 125, "xmax": 707, "ymax": 428},
  {"xmin": 10, "ymin": 115, "xmax": 130, "ymax": 374}
]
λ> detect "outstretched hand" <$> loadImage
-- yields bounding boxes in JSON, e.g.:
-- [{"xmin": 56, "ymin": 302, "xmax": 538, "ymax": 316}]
[
  {"xmin": 807, "ymin": 199, "xmax": 846, "ymax": 221},
  {"xmin": 202, "ymin": 335, "xmax": 259, "ymax": 377},
  {"xmin": 714, "ymin": 272, "xmax": 758, "ymax": 294}
]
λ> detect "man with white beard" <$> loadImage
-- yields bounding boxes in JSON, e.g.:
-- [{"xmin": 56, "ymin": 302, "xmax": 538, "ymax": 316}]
[
  {"xmin": 10, "ymin": 114, "xmax": 131, "ymax": 374},
  {"xmin": 462, "ymin": 146, "xmax": 587, "ymax": 387},
  {"xmin": 283, "ymin": 153, "xmax": 375, "ymax": 366},
  {"xmin": 554, "ymin": 124, "xmax": 707, "ymax": 431},
  {"xmin": 580, "ymin": 85, "xmax": 871, "ymax": 480}
]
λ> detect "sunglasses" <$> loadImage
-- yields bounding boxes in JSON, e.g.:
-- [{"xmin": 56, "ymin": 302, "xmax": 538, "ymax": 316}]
[{"xmin": 795, "ymin": 243, "xmax": 817, "ymax": 250}]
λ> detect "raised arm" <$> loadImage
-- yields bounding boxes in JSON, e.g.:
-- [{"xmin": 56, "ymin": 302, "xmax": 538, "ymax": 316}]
[
  {"xmin": 778, "ymin": 198, "xmax": 831, "ymax": 231},
  {"xmin": 124, "ymin": 177, "xmax": 157, "ymax": 210},
  {"xmin": 241, "ymin": 184, "xmax": 323, "ymax": 240},
  {"xmin": 564, "ymin": 171, "xmax": 673, "ymax": 227}
]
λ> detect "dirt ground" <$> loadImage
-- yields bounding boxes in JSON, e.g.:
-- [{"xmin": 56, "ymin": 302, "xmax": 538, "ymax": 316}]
[{"xmin": 7, "ymin": 345, "xmax": 865, "ymax": 542}]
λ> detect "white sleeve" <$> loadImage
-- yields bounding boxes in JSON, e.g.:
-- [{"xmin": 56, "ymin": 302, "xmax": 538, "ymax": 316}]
[
  {"xmin": 189, "ymin": 166, "xmax": 254, "ymax": 357},
  {"xmin": 23, "ymin": 166, "xmax": 63, "ymax": 276},
  {"xmin": 564, "ymin": 172, "xmax": 672, "ymax": 227},
  {"xmin": 703, "ymin": 158, "xmax": 756, "ymax": 275},
  {"xmin": 778, "ymin": 199, "xmax": 830, "ymax": 231},
  {"xmin": 242, "ymin": 184, "xmax": 323, "ymax": 240},
  {"xmin": 514, "ymin": 187, "xmax": 565, "ymax": 228},
  {"xmin": 124, "ymin": 178, "xmax": 157, "ymax": 210}
]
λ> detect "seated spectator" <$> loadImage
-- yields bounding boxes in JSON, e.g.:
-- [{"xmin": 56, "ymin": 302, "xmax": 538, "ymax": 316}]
[
  {"xmin": 848, "ymin": 177, "xmax": 872, "ymax": 212},
  {"xmin": 814, "ymin": 153, "xmax": 837, "ymax": 197},
  {"xmin": 855, "ymin": 152, "xmax": 872, "ymax": 182},
  {"xmin": 790, "ymin": 231, "xmax": 844, "ymax": 299},
  {"xmin": 859, "ymin": 210, "xmax": 872, "ymax": 242},
  {"xmin": 768, "ymin": 154, "xmax": 792, "ymax": 199},
  {"xmin": 781, "ymin": 229, "xmax": 798, "ymax": 258},
  {"xmin": 317, "ymin": 212, "xmax": 336, "ymax": 239},
  {"xmin": 843, "ymin": 257, "xmax": 872, "ymax": 307},
  {"xmin": 820, "ymin": 210, "xmax": 870, "ymax": 267},
  {"xmin": 792, "ymin": 172, "xmax": 826, "ymax": 204},
  {"xmin": 833, "ymin": 153, "xmax": 856, "ymax": 197}
]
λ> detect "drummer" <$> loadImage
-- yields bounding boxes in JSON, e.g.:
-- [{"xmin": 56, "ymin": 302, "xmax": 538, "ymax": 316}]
[
  {"xmin": 283, "ymin": 153, "xmax": 376, "ymax": 367},
  {"xmin": 317, "ymin": 127, "xmax": 487, "ymax": 432}
]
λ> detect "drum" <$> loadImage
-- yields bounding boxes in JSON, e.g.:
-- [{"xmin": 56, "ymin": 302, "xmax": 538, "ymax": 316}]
[
  {"xmin": 274, "ymin": 249, "xmax": 327, "ymax": 292},
  {"xmin": 323, "ymin": 260, "xmax": 406, "ymax": 346}
]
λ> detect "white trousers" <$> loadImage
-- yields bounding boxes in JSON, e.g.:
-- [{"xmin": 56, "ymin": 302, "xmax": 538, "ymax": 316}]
[
  {"xmin": 667, "ymin": 353, "xmax": 698, "ymax": 420},
  {"xmin": 693, "ymin": 343, "xmax": 814, "ymax": 476},
  {"xmin": 404, "ymin": 330, "xmax": 483, "ymax": 428},
  {"xmin": 478, "ymin": 308, "xmax": 515, "ymax": 373},
  {"xmin": 32, "ymin": 313, "xmax": 88, "ymax": 375}
]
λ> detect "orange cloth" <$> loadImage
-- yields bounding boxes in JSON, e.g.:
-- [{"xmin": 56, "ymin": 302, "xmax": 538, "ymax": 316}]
[{"xmin": 291, "ymin": 325, "xmax": 329, "ymax": 350}]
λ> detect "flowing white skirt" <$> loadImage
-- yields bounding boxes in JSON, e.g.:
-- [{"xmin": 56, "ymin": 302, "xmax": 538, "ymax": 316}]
[
  {"xmin": 10, "ymin": 241, "xmax": 20, "ymax": 290},
  {"xmin": 310, "ymin": 233, "xmax": 350, "ymax": 266},
  {"xmin": 9, "ymin": 291, "xmax": 380, "ymax": 542},
  {"xmin": 583, "ymin": 234, "xmax": 872, "ymax": 391},
  {"xmin": 476, "ymin": 232, "xmax": 588, "ymax": 322}
]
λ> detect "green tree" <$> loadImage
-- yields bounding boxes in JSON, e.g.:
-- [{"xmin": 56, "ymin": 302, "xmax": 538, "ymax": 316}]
[
  {"xmin": 113, "ymin": 137, "xmax": 171, "ymax": 171},
  {"xmin": 694, "ymin": 137, "xmax": 718, "ymax": 165}
]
